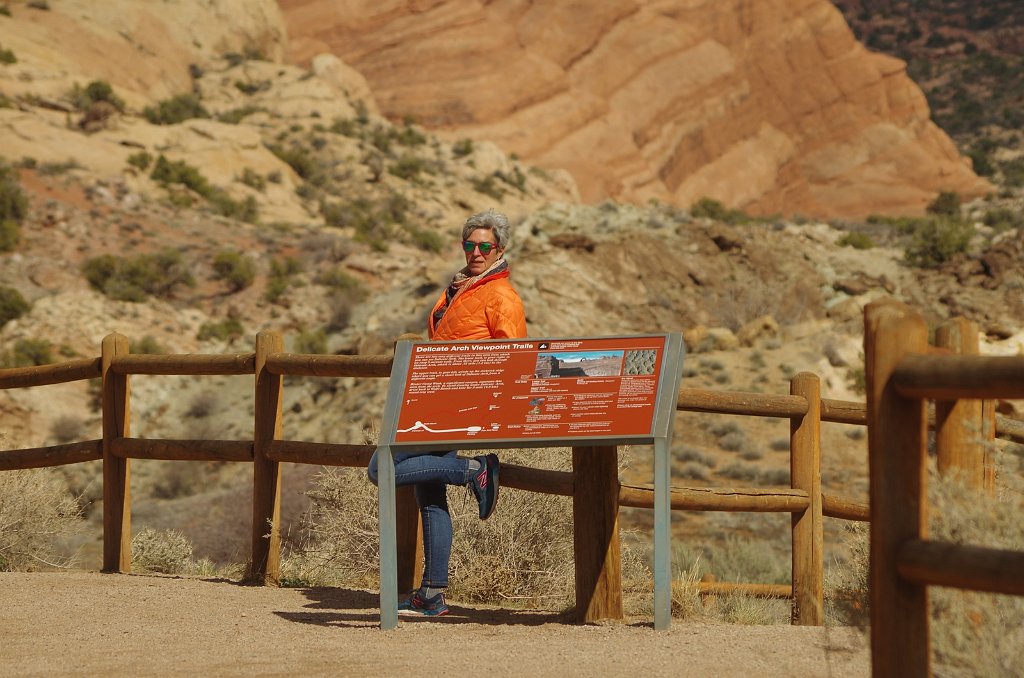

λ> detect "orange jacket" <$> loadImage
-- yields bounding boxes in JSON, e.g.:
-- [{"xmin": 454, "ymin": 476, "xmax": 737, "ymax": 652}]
[{"xmin": 428, "ymin": 269, "xmax": 527, "ymax": 340}]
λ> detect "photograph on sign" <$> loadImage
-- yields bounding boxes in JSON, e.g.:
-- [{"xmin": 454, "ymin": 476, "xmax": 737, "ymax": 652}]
[{"xmin": 393, "ymin": 336, "xmax": 667, "ymax": 444}]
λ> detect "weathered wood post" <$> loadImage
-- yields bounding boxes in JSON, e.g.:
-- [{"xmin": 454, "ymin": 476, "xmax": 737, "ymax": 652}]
[
  {"xmin": 790, "ymin": 372, "xmax": 823, "ymax": 625},
  {"xmin": 395, "ymin": 487, "xmax": 423, "ymax": 592},
  {"xmin": 865, "ymin": 300, "xmax": 930, "ymax": 677},
  {"xmin": 572, "ymin": 444, "xmax": 623, "ymax": 622},
  {"xmin": 935, "ymin": 318, "xmax": 987, "ymax": 489},
  {"xmin": 251, "ymin": 330, "xmax": 283, "ymax": 584},
  {"xmin": 101, "ymin": 332, "xmax": 131, "ymax": 573}
]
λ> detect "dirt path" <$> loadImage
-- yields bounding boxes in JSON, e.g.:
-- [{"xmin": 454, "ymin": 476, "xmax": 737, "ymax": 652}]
[{"xmin": 2, "ymin": 571, "xmax": 870, "ymax": 677}]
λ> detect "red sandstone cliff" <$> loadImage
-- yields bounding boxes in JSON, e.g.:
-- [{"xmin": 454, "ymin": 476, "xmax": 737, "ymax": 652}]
[{"xmin": 278, "ymin": 0, "xmax": 991, "ymax": 219}]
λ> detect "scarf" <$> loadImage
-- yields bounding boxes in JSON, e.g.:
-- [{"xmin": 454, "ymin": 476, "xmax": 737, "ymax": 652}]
[{"xmin": 432, "ymin": 258, "xmax": 508, "ymax": 329}]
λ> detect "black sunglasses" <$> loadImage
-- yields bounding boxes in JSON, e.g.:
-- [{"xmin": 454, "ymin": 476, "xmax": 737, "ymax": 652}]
[{"xmin": 462, "ymin": 241, "xmax": 498, "ymax": 255}]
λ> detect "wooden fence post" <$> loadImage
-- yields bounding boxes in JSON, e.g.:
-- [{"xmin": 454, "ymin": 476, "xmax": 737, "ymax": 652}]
[
  {"xmin": 251, "ymin": 331, "xmax": 283, "ymax": 585},
  {"xmin": 935, "ymin": 318, "xmax": 985, "ymax": 489},
  {"xmin": 572, "ymin": 445, "xmax": 623, "ymax": 622},
  {"xmin": 790, "ymin": 372, "xmax": 823, "ymax": 625},
  {"xmin": 395, "ymin": 487, "xmax": 423, "ymax": 593},
  {"xmin": 865, "ymin": 300, "xmax": 930, "ymax": 677},
  {"xmin": 101, "ymin": 333, "xmax": 131, "ymax": 573}
]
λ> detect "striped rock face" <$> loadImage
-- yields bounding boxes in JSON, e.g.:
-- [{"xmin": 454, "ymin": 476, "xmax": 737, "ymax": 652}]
[{"xmin": 278, "ymin": 0, "xmax": 990, "ymax": 219}]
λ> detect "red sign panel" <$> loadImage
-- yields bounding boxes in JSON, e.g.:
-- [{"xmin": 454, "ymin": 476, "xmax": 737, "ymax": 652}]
[{"xmin": 393, "ymin": 336, "xmax": 667, "ymax": 443}]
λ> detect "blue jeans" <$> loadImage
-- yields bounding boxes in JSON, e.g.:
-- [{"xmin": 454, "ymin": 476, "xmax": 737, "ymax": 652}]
[{"xmin": 367, "ymin": 449, "xmax": 472, "ymax": 589}]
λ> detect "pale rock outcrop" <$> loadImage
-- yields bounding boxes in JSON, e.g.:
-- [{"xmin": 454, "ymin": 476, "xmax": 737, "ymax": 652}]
[{"xmin": 279, "ymin": 0, "xmax": 991, "ymax": 219}]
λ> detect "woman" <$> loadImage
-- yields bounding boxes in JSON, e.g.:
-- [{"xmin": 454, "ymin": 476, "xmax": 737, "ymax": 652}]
[{"xmin": 368, "ymin": 208, "xmax": 527, "ymax": 617}]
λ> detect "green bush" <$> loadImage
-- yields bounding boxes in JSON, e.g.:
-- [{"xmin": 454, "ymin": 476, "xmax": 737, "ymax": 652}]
[
  {"xmin": 293, "ymin": 327, "xmax": 328, "ymax": 355},
  {"xmin": 0, "ymin": 162, "xmax": 28, "ymax": 224},
  {"xmin": 265, "ymin": 256, "xmax": 302, "ymax": 303},
  {"xmin": 126, "ymin": 151, "xmax": 153, "ymax": 171},
  {"xmin": 0, "ymin": 45, "xmax": 16, "ymax": 65},
  {"xmin": 217, "ymin": 105, "xmax": 266, "ymax": 125},
  {"xmin": 142, "ymin": 93, "xmax": 209, "ymax": 125},
  {"xmin": 82, "ymin": 249, "xmax": 195, "ymax": 301},
  {"xmin": 150, "ymin": 155, "xmax": 212, "ymax": 195},
  {"xmin": 129, "ymin": 335, "xmax": 166, "ymax": 355},
  {"xmin": 904, "ymin": 217, "xmax": 973, "ymax": 268},
  {"xmin": 315, "ymin": 266, "xmax": 363, "ymax": 294},
  {"xmin": 691, "ymin": 197, "xmax": 750, "ymax": 224},
  {"xmin": 452, "ymin": 138, "xmax": 474, "ymax": 158},
  {"xmin": 982, "ymin": 207, "xmax": 1024, "ymax": 231},
  {"xmin": 926, "ymin": 191, "xmax": 962, "ymax": 217},
  {"xmin": 197, "ymin": 317, "xmax": 244, "ymax": 342},
  {"xmin": 212, "ymin": 250, "xmax": 256, "ymax": 291},
  {"xmin": 1, "ymin": 338, "xmax": 53, "ymax": 367},
  {"xmin": 0, "ymin": 219, "xmax": 19, "ymax": 252},
  {"xmin": 836, "ymin": 232, "xmax": 875, "ymax": 249},
  {"xmin": 70, "ymin": 80, "xmax": 125, "ymax": 112},
  {"xmin": 0, "ymin": 285, "xmax": 30, "ymax": 326}
]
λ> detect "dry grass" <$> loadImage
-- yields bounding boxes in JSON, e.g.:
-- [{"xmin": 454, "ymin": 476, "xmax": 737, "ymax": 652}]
[
  {"xmin": 281, "ymin": 447, "xmax": 652, "ymax": 612},
  {"xmin": 0, "ymin": 467, "xmax": 83, "ymax": 570}
]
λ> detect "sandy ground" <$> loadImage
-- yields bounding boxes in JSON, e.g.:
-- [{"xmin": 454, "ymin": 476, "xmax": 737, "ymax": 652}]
[{"xmin": 2, "ymin": 571, "xmax": 871, "ymax": 677}]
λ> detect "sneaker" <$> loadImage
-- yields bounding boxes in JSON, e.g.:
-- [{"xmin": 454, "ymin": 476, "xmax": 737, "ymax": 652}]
[
  {"xmin": 398, "ymin": 589, "xmax": 449, "ymax": 617},
  {"xmin": 470, "ymin": 453, "xmax": 500, "ymax": 520}
]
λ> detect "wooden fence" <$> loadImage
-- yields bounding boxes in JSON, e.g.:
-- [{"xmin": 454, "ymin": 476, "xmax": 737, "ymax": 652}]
[
  {"xmin": 864, "ymin": 299, "xmax": 1024, "ymax": 677},
  {"xmin": 2, "ymin": 323, "xmax": 1021, "ymax": 629}
]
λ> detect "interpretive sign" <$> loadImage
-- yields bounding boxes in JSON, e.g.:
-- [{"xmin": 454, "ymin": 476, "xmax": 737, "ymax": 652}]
[
  {"xmin": 375, "ymin": 333, "xmax": 684, "ymax": 632},
  {"xmin": 381, "ymin": 334, "xmax": 682, "ymax": 450}
]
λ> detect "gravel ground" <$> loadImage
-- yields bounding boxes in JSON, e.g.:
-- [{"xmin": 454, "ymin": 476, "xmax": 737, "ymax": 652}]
[{"xmin": 2, "ymin": 571, "xmax": 870, "ymax": 677}]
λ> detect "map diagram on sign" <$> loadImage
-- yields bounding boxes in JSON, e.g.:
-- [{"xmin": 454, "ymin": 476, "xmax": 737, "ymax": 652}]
[{"xmin": 392, "ymin": 336, "xmax": 667, "ymax": 444}]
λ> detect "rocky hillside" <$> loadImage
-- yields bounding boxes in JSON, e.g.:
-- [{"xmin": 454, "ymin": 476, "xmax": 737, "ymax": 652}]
[
  {"xmin": 0, "ymin": 1, "xmax": 1021, "ymax": 565},
  {"xmin": 279, "ymin": 0, "xmax": 990, "ymax": 218}
]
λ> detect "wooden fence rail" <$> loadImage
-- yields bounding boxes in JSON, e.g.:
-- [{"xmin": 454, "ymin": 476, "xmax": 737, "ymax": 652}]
[
  {"xmin": 865, "ymin": 299, "xmax": 1024, "ymax": 677},
  {"xmin": 1, "ymin": 323, "xmax": 1018, "ymax": 629}
]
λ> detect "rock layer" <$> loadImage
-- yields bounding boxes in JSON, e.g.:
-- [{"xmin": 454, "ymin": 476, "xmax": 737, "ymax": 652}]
[{"xmin": 279, "ymin": 0, "xmax": 991, "ymax": 218}]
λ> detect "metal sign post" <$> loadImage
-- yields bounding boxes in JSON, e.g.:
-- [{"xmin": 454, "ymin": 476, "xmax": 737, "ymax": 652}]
[{"xmin": 376, "ymin": 333, "xmax": 684, "ymax": 629}]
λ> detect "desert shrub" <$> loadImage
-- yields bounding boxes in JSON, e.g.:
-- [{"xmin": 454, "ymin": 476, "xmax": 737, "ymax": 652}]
[
  {"xmin": 0, "ymin": 285, "xmax": 29, "ymax": 326},
  {"xmin": 281, "ymin": 447, "xmax": 649, "ymax": 609},
  {"xmin": 0, "ymin": 161, "xmax": 28, "ymax": 225},
  {"xmin": 82, "ymin": 249, "xmax": 195, "ymax": 301},
  {"xmin": 266, "ymin": 143, "xmax": 323, "ymax": 185},
  {"xmin": 239, "ymin": 167, "xmax": 265, "ymax": 191},
  {"xmin": 197, "ymin": 317, "xmax": 244, "ymax": 342},
  {"xmin": 265, "ymin": 256, "xmax": 302, "ymax": 304},
  {"xmin": 315, "ymin": 266, "xmax": 362, "ymax": 294},
  {"xmin": 0, "ymin": 45, "xmax": 16, "ymax": 65},
  {"xmin": 1, "ymin": 338, "xmax": 53, "ymax": 367},
  {"xmin": 452, "ymin": 138, "xmax": 474, "ymax": 158},
  {"xmin": 185, "ymin": 391, "xmax": 219, "ymax": 419},
  {"xmin": 1000, "ymin": 157, "xmax": 1024, "ymax": 187},
  {"xmin": 218, "ymin": 105, "xmax": 266, "ymax": 125},
  {"xmin": 691, "ymin": 196, "xmax": 749, "ymax": 224},
  {"xmin": 126, "ymin": 151, "xmax": 153, "ymax": 171},
  {"xmin": 983, "ymin": 207, "xmax": 1024, "ymax": 231},
  {"xmin": 388, "ymin": 153, "xmax": 429, "ymax": 181},
  {"xmin": 142, "ymin": 93, "xmax": 209, "ymax": 125},
  {"xmin": 0, "ymin": 466, "xmax": 82, "ymax": 571},
  {"xmin": 676, "ymin": 447, "xmax": 717, "ymax": 468},
  {"xmin": 926, "ymin": 191, "xmax": 962, "ymax": 217},
  {"xmin": 405, "ymin": 225, "xmax": 443, "ymax": 253},
  {"xmin": 904, "ymin": 217, "xmax": 973, "ymax": 268},
  {"xmin": 0, "ymin": 218, "xmax": 19, "ymax": 251},
  {"xmin": 471, "ymin": 174, "xmax": 505, "ymax": 200},
  {"xmin": 131, "ymin": 527, "xmax": 194, "ymax": 574},
  {"xmin": 130, "ymin": 335, "xmax": 166, "ymax": 354},
  {"xmin": 69, "ymin": 80, "xmax": 125, "ymax": 112},
  {"xmin": 38, "ymin": 160, "xmax": 81, "ymax": 176},
  {"xmin": 212, "ymin": 250, "xmax": 256, "ymax": 292},
  {"xmin": 50, "ymin": 415, "xmax": 85, "ymax": 444},
  {"xmin": 837, "ymin": 232, "xmax": 875, "ymax": 249},
  {"xmin": 293, "ymin": 328, "xmax": 327, "ymax": 355},
  {"xmin": 150, "ymin": 155, "xmax": 212, "ymax": 195},
  {"xmin": 717, "ymin": 431, "xmax": 746, "ymax": 452}
]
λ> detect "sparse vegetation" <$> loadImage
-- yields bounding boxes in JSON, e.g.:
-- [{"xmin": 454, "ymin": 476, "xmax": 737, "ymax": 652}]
[
  {"xmin": 0, "ymin": 466, "xmax": 81, "ymax": 571},
  {"xmin": 837, "ymin": 232, "xmax": 875, "ymax": 249},
  {"xmin": 131, "ymin": 528, "xmax": 195, "ymax": 574},
  {"xmin": 197, "ymin": 317, "xmax": 244, "ymax": 342},
  {"xmin": 0, "ymin": 285, "xmax": 29, "ymax": 326},
  {"xmin": 212, "ymin": 250, "xmax": 256, "ymax": 292},
  {"xmin": 1, "ymin": 338, "xmax": 53, "ymax": 367},
  {"xmin": 143, "ymin": 93, "xmax": 209, "ymax": 125},
  {"xmin": 691, "ymin": 197, "xmax": 750, "ymax": 224},
  {"xmin": 81, "ymin": 249, "xmax": 195, "ymax": 302},
  {"xmin": 69, "ymin": 80, "xmax": 125, "ymax": 113},
  {"xmin": 129, "ymin": 335, "xmax": 166, "ymax": 355}
]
